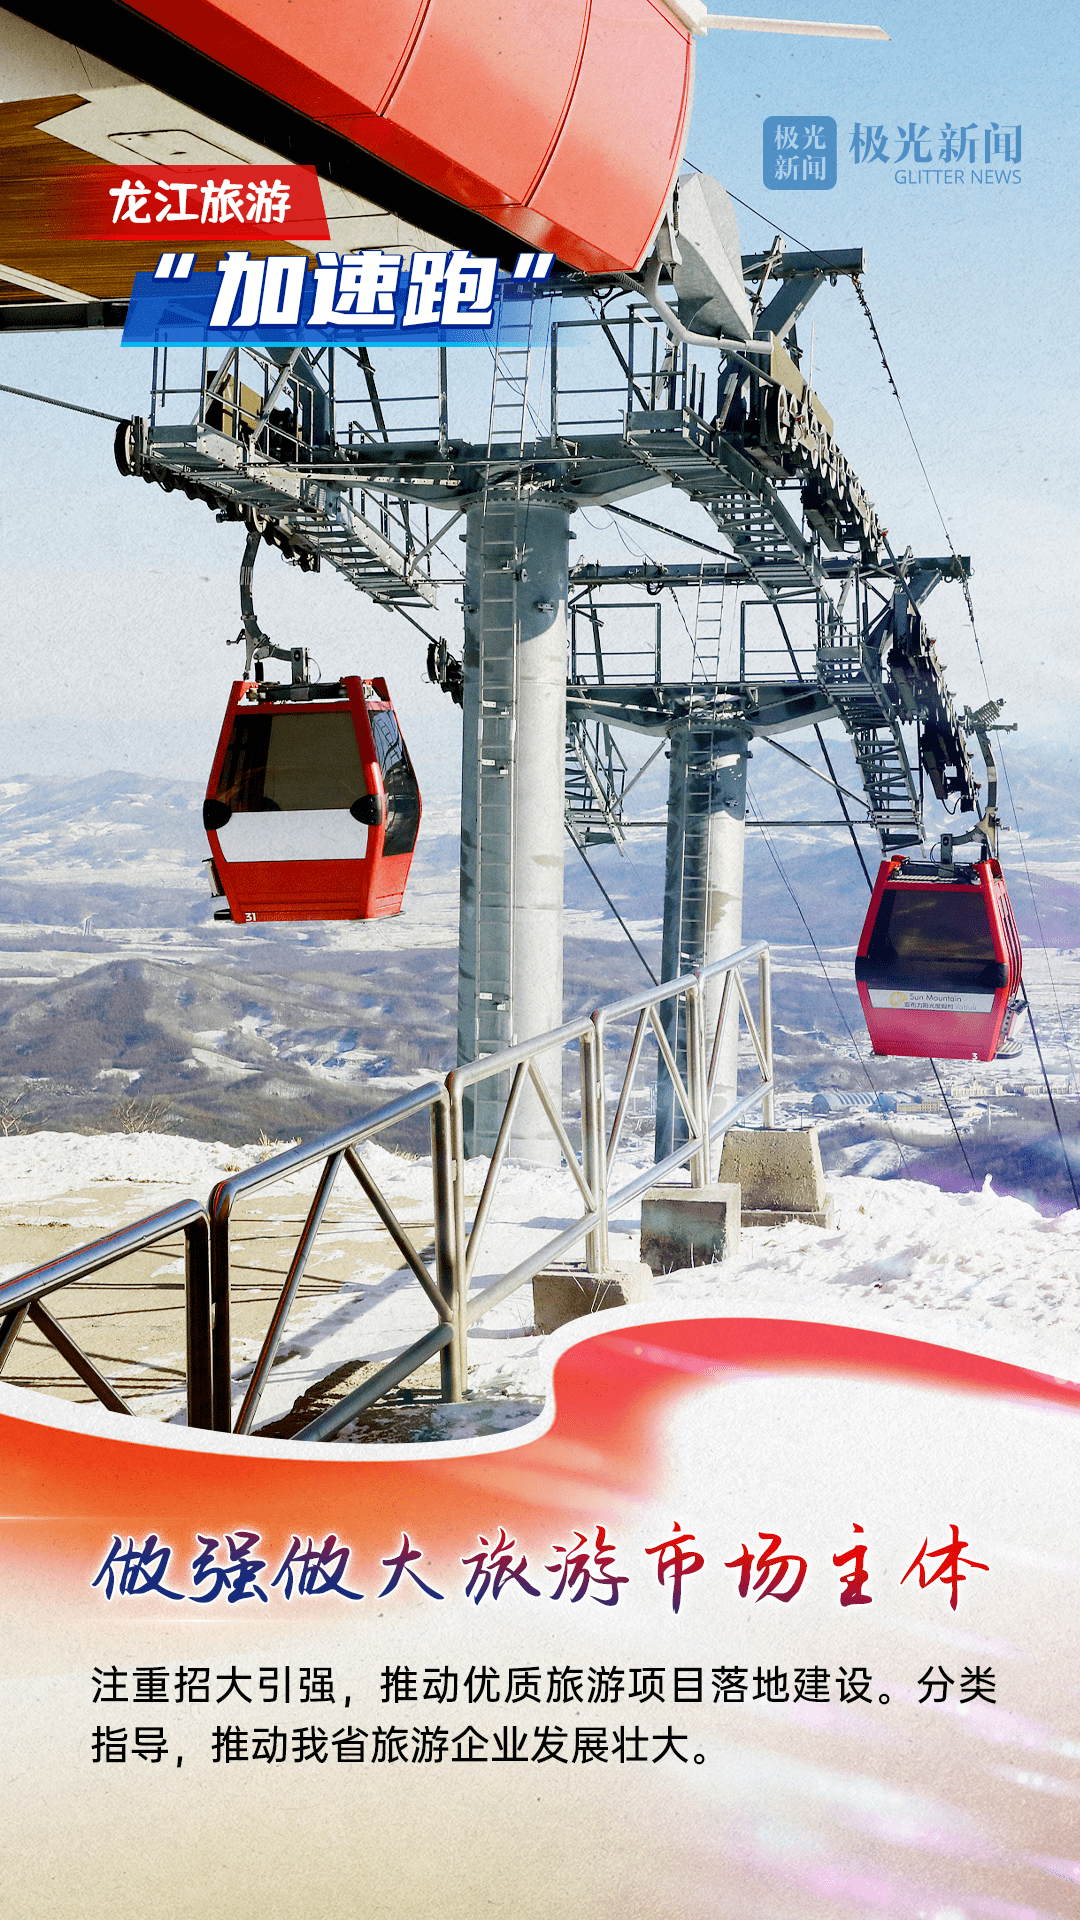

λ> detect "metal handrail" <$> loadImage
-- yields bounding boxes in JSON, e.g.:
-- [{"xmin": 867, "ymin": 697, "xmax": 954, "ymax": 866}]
[
  {"xmin": 0, "ymin": 943, "xmax": 774, "ymax": 1444},
  {"xmin": 445, "ymin": 941, "xmax": 773, "ymax": 1329},
  {"xmin": 206, "ymin": 1083, "xmax": 454, "ymax": 1433},
  {"xmin": 590, "ymin": 939, "xmax": 774, "ymax": 1270},
  {"xmin": 443, "ymin": 1015, "xmax": 598, "ymax": 1388},
  {"xmin": 0, "ymin": 1199, "xmax": 212, "ymax": 1428}
]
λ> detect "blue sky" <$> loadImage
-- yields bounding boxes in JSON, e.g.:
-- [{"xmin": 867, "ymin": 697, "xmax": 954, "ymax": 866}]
[
  {"xmin": 688, "ymin": 0, "xmax": 1077, "ymax": 755},
  {"xmin": 0, "ymin": 0, "xmax": 1075, "ymax": 790}
]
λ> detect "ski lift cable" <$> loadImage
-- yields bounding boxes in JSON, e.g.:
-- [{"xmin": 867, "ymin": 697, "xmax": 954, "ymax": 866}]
[
  {"xmin": 926, "ymin": 1059, "xmax": 978, "ymax": 1187},
  {"xmin": 811, "ymin": 729, "xmax": 873, "ymax": 887},
  {"xmin": 0, "ymin": 381, "xmax": 129, "ymax": 425},
  {"xmin": 609, "ymin": 514, "xmax": 650, "ymax": 563},
  {"xmin": 744, "ymin": 784, "xmax": 913, "ymax": 1170},
  {"xmin": 566, "ymin": 831, "xmax": 658, "ymax": 985},
  {"xmin": 763, "ymin": 591, "xmax": 874, "ymax": 887},
  {"xmin": 1022, "ymin": 997, "xmax": 1080, "ymax": 1208},
  {"xmin": 842, "ymin": 299, "xmax": 1080, "ymax": 1130},
  {"xmin": 725, "ymin": 189, "xmax": 860, "ymax": 281},
  {"xmin": 998, "ymin": 751, "xmax": 1079, "ymax": 1090},
  {"xmin": 706, "ymin": 190, "xmax": 1075, "ymax": 1193},
  {"xmin": 845, "ymin": 277, "xmax": 983, "ymax": 623},
  {"xmin": 846, "ymin": 289, "xmax": 1080, "ymax": 1103}
]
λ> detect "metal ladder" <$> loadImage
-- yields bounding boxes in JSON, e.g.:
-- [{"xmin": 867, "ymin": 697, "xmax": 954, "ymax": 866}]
[
  {"xmin": 471, "ymin": 514, "xmax": 517, "ymax": 1067},
  {"xmin": 484, "ymin": 304, "xmax": 535, "ymax": 460},
  {"xmin": 704, "ymin": 490, "xmax": 805, "ymax": 578},
  {"xmin": 691, "ymin": 573, "xmax": 726, "ymax": 686},
  {"xmin": 564, "ymin": 719, "xmax": 628, "ymax": 850},
  {"xmin": 618, "ymin": 410, "xmax": 926, "ymax": 852},
  {"xmin": 816, "ymin": 635, "xmax": 922, "ymax": 851},
  {"xmin": 624, "ymin": 413, "xmax": 823, "ymax": 592},
  {"xmin": 468, "ymin": 307, "xmax": 537, "ymax": 1119}
]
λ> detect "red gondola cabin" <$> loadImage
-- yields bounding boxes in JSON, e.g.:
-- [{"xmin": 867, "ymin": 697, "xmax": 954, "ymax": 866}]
[
  {"xmin": 856, "ymin": 857, "xmax": 1023, "ymax": 1061},
  {"xmin": 203, "ymin": 676, "xmax": 421, "ymax": 922}
]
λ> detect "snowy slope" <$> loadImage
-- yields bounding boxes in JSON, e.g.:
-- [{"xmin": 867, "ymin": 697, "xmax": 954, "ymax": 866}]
[{"xmin": 1, "ymin": 1131, "xmax": 1077, "ymax": 1438}]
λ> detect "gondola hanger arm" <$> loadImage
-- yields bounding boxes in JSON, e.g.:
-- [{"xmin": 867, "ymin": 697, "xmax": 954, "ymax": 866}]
[
  {"xmin": 940, "ymin": 703, "xmax": 1017, "ymax": 865},
  {"xmin": 233, "ymin": 525, "xmax": 310, "ymax": 685}
]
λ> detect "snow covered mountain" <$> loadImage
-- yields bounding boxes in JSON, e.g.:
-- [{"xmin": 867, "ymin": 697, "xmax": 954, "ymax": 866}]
[{"xmin": 0, "ymin": 760, "xmax": 1078, "ymax": 1206}]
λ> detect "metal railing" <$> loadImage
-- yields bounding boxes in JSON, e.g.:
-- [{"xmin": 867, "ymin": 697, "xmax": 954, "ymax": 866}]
[
  {"xmin": 0, "ymin": 943, "xmax": 773, "ymax": 1442},
  {"xmin": 551, "ymin": 306, "xmax": 701, "ymax": 436},
  {"xmin": 0, "ymin": 1200, "xmax": 212, "ymax": 1428},
  {"xmin": 593, "ymin": 941, "xmax": 775, "ymax": 1269},
  {"xmin": 448, "ymin": 940, "xmax": 773, "ymax": 1330},
  {"xmin": 207, "ymin": 1084, "xmax": 455, "ymax": 1438},
  {"xmin": 446, "ymin": 1013, "xmax": 600, "ymax": 1376}
]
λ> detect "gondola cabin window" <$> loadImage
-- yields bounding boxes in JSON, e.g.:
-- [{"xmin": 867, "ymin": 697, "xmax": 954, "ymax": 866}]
[
  {"xmin": 214, "ymin": 710, "xmax": 365, "ymax": 814},
  {"xmin": 369, "ymin": 706, "xmax": 421, "ymax": 859},
  {"xmin": 864, "ymin": 887, "xmax": 1001, "ymax": 990}
]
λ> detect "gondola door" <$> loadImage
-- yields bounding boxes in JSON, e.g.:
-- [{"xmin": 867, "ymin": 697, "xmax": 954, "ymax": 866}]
[{"xmin": 203, "ymin": 675, "xmax": 421, "ymax": 922}]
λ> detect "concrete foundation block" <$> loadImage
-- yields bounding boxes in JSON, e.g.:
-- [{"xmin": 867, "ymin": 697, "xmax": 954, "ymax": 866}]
[
  {"xmin": 717, "ymin": 1126, "xmax": 834, "ymax": 1229},
  {"xmin": 741, "ymin": 1198, "xmax": 836, "ymax": 1230},
  {"xmin": 639, "ymin": 1183, "xmax": 741, "ymax": 1275},
  {"xmin": 532, "ymin": 1262, "xmax": 654, "ymax": 1335}
]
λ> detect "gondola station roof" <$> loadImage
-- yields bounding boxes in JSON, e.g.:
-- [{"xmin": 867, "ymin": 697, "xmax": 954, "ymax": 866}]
[{"xmin": 0, "ymin": 0, "xmax": 697, "ymax": 318}]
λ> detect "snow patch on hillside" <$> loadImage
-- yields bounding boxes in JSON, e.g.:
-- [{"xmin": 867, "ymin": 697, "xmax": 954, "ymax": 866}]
[{"xmin": 0, "ymin": 1129, "xmax": 262, "ymax": 1200}]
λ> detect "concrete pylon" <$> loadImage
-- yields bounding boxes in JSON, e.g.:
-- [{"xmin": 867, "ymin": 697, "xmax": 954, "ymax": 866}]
[
  {"xmin": 654, "ymin": 724, "xmax": 748, "ymax": 1159},
  {"xmin": 457, "ymin": 498, "xmax": 569, "ymax": 1160}
]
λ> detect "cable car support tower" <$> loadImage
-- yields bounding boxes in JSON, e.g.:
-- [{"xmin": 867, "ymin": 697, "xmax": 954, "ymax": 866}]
[{"xmin": 115, "ymin": 176, "xmax": 1011, "ymax": 1159}]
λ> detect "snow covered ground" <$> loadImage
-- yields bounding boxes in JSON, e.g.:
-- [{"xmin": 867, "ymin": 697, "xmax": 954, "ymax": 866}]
[{"xmin": 1, "ymin": 1129, "xmax": 1079, "ymax": 1440}]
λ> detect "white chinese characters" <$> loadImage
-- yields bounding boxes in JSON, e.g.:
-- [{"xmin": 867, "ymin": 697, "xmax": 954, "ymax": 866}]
[
  {"xmin": 207, "ymin": 249, "xmax": 506, "ymax": 331},
  {"xmin": 109, "ymin": 177, "xmax": 293, "ymax": 226}
]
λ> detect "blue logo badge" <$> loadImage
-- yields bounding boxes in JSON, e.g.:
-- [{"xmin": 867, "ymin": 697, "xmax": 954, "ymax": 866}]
[{"xmin": 763, "ymin": 117, "xmax": 837, "ymax": 191}]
